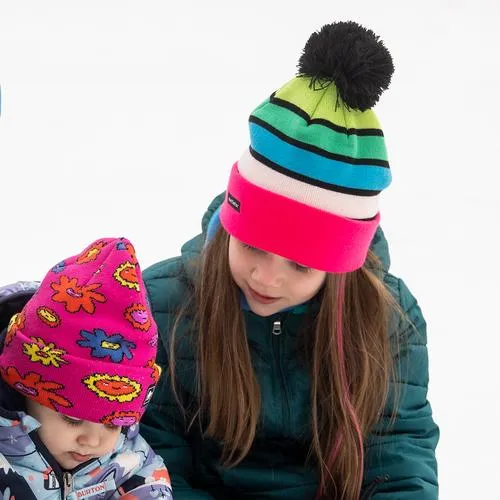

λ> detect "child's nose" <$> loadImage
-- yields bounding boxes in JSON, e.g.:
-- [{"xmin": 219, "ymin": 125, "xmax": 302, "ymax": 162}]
[{"xmin": 77, "ymin": 424, "xmax": 103, "ymax": 448}]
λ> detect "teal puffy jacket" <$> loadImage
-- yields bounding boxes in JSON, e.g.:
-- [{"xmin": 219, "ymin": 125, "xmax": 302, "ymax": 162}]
[{"xmin": 140, "ymin": 194, "xmax": 439, "ymax": 499}]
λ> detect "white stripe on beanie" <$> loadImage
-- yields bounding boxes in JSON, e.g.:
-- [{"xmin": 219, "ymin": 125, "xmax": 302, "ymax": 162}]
[{"xmin": 237, "ymin": 149, "xmax": 379, "ymax": 219}]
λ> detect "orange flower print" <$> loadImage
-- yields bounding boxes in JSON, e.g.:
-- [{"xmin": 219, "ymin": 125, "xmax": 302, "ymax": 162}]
[
  {"xmin": 83, "ymin": 374, "xmax": 141, "ymax": 402},
  {"xmin": 146, "ymin": 359, "xmax": 161, "ymax": 383},
  {"xmin": 101, "ymin": 410, "xmax": 141, "ymax": 427},
  {"xmin": 37, "ymin": 306, "xmax": 61, "ymax": 328},
  {"xmin": 124, "ymin": 304, "xmax": 151, "ymax": 331},
  {"xmin": 76, "ymin": 240, "xmax": 109, "ymax": 264},
  {"xmin": 113, "ymin": 262, "xmax": 140, "ymax": 291},
  {"xmin": 125, "ymin": 243, "xmax": 138, "ymax": 265},
  {"xmin": 51, "ymin": 275, "xmax": 106, "ymax": 314},
  {"xmin": 1, "ymin": 367, "xmax": 72, "ymax": 410},
  {"xmin": 6, "ymin": 312, "xmax": 25, "ymax": 346}
]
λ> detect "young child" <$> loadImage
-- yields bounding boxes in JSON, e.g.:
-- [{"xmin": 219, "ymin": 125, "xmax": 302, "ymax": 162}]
[
  {"xmin": 139, "ymin": 21, "xmax": 439, "ymax": 500},
  {"xmin": 0, "ymin": 238, "xmax": 173, "ymax": 499}
]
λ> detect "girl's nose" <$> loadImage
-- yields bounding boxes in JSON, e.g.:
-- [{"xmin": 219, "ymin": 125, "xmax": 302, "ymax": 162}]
[{"xmin": 251, "ymin": 255, "xmax": 285, "ymax": 288}]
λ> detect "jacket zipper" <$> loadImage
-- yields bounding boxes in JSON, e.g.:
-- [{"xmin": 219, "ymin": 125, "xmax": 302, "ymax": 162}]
[
  {"xmin": 30, "ymin": 430, "xmax": 96, "ymax": 499},
  {"xmin": 360, "ymin": 474, "xmax": 390, "ymax": 500},
  {"xmin": 270, "ymin": 316, "xmax": 291, "ymax": 431},
  {"xmin": 272, "ymin": 320, "xmax": 282, "ymax": 336},
  {"xmin": 63, "ymin": 472, "xmax": 73, "ymax": 498}
]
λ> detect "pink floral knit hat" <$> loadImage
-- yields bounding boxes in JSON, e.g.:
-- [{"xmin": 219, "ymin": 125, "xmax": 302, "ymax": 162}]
[{"xmin": 0, "ymin": 237, "xmax": 159, "ymax": 426}]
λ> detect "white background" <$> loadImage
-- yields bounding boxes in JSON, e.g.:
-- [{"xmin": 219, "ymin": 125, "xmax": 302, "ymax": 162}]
[{"xmin": 1, "ymin": 1, "xmax": 499, "ymax": 498}]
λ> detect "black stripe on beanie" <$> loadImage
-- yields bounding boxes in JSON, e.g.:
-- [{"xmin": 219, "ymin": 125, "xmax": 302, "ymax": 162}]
[
  {"xmin": 269, "ymin": 93, "xmax": 385, "ymax": 137},
  {"xmin": 248, "ymin": 147, "xmax": 381, "ymax": 197},
  {"xmin": 249, "ymin": 115, "xmax": 389, "ymax": 169}
]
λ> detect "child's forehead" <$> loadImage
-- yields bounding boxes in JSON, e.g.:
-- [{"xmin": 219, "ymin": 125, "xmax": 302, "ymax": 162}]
[{"xmin": 26, "ymin": 398, "xmax": 83, "ymax": 422}]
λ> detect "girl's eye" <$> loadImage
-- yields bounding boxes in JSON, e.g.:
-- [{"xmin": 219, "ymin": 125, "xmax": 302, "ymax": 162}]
[
  {"xmin": 105, "ymin": 424, "xmax": 120, "ymax": 431},
  {"xmin": 242, "ymin": 243, "xmax": 263, "ymax": 253},
  {"xmin": 63, "ymin": 416, "xmax": 83, "ymax": 427},
  {"xmin": 243, "ymin": 242, "xmax": 310, "ymax": 272},
  {"xmin": 293, "ymin": 262, "xmax": 311, "ymax": 273}
]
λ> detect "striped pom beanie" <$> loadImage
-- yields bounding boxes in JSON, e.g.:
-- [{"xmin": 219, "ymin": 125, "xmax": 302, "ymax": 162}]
[
  {"xmin": 220, "ymin": 21, "xmax": 394, "ymax": 273},
  {"xmin": 0, "ymin": 238, "xmax": 159, "ymax": 426}
]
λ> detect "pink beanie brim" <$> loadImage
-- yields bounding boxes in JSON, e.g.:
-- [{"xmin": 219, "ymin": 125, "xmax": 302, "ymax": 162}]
[{"xmin": 220, "ymin": 163, "xmax": 380, "ymax": 273}]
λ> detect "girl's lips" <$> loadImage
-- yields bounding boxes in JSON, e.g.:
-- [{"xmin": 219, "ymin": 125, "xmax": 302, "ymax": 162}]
[
  {"xmin": 70, "ymin": 452, "xmax": 93, "ymax": 463},
  {"xmin": 247, "ymin": 286, "xmax": 280, "ymax": 305}
]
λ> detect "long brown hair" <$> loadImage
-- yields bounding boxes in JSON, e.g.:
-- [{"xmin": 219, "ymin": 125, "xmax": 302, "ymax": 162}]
[{"xmin": 169, "ymin": 227, "xmax": 402, "ymax": 499}]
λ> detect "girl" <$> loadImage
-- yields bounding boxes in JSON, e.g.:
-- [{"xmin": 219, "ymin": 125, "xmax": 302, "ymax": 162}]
[
  {"xmin": 0, "ymin": 238, "xmax": 173, "ymax": 499},
  {"xmin": 140, "ymin": 21, "xmax": 439, "ymax": 499}
]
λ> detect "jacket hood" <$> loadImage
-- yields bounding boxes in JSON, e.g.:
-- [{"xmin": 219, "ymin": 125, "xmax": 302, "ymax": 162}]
[{"xmin": 0, "ymin": 377, "xmax": 27, "ymax": 422}]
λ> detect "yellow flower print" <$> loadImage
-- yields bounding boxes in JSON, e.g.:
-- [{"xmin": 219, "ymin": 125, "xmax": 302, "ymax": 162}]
[
  {"xmin": 83, "ymin": 374, "xmax": 141, "ymax": 402},
  {"xmin": 23, "ymin": 337, "xmax": 68, "ymax": 368},
  {"xmin": 113, "ymin": 262, "xmax": 140, "ymax": 291}
]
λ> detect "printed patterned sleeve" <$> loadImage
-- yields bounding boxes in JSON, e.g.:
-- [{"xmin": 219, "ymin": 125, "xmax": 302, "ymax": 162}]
[
  {"xmin": 111, "ymin": 433, "xmax": 173, "ymax": 499},
  {"xmin": 0, "ymin": 453, "xmax": 38, "ymax": 499},
  {"xmin": 0, "ymin": 281, "xmax": 39, "ymax": 299}
]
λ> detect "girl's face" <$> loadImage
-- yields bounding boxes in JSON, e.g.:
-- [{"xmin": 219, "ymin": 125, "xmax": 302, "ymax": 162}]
[
  {"xmin": 228, "ymin": 236, "xmax": 327, "ymax": 317},
  {"xmin": 25, "ymin": 398, "xmax": 122, "ymax": 470}
]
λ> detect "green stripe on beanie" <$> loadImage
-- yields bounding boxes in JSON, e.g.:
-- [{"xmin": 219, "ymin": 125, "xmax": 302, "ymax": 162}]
[{"xmin": 251, "ymin": 95, "xmax": 388, "ymax": 162}]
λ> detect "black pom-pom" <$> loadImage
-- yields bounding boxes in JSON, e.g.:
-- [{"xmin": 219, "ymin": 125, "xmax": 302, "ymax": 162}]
[{"xmin": 297, "ymin": 21, "xmax": 394, "ymax": 111}]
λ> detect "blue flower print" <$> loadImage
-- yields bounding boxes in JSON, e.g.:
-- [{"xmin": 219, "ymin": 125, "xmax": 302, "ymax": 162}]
[
  {"xmin": 77, "ymin": 329, "xmax": 136, "ymax": 363},
  {"xmin": 51, "ymin": 260, "xmax": 66, "ymax": 273}
]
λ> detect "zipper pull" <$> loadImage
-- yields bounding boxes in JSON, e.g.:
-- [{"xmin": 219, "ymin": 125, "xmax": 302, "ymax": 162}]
[
  {"xmin": 360, "ymin": 474, "xmax": 390, "ymax": 500},
  {"xmin": 272, "ymin": 320, "xmax": 282, "ymax": 336},
  {"xmin": 63, "ymin": 472, "xmax": 73, "ymax": 498}
]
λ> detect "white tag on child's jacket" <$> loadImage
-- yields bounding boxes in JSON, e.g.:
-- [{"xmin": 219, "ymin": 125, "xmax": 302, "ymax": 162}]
[{"xmin": 67, "ymin": 477, "xmax": 116, "ymax": 499}]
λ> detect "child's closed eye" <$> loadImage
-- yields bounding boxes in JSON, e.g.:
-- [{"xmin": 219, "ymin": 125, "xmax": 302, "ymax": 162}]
[
  {"xmin": 62, "ymin": 414, "xmax": 119, "ymax": 431},
  {"xmin": 62, "ymin": 415, "xmax": 83, "ymax": 427}
]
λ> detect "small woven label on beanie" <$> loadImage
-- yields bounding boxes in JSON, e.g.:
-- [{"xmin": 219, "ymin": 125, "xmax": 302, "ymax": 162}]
[
  {"xmin": 143, "ymin": 383, "xmax": 156, "ymax": 407},
  {"xmin": 227, "ymin": 193, "xmax": 241, "ymax": 212}
]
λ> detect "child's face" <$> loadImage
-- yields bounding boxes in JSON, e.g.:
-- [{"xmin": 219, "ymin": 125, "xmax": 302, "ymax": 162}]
[
  {"xmin": 228, "ymin": 236, "xmax": 327, "ymax": 317},
  {"xmin": 25, "ymin": 398, "xmax": 122, "ymax": 470}
]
